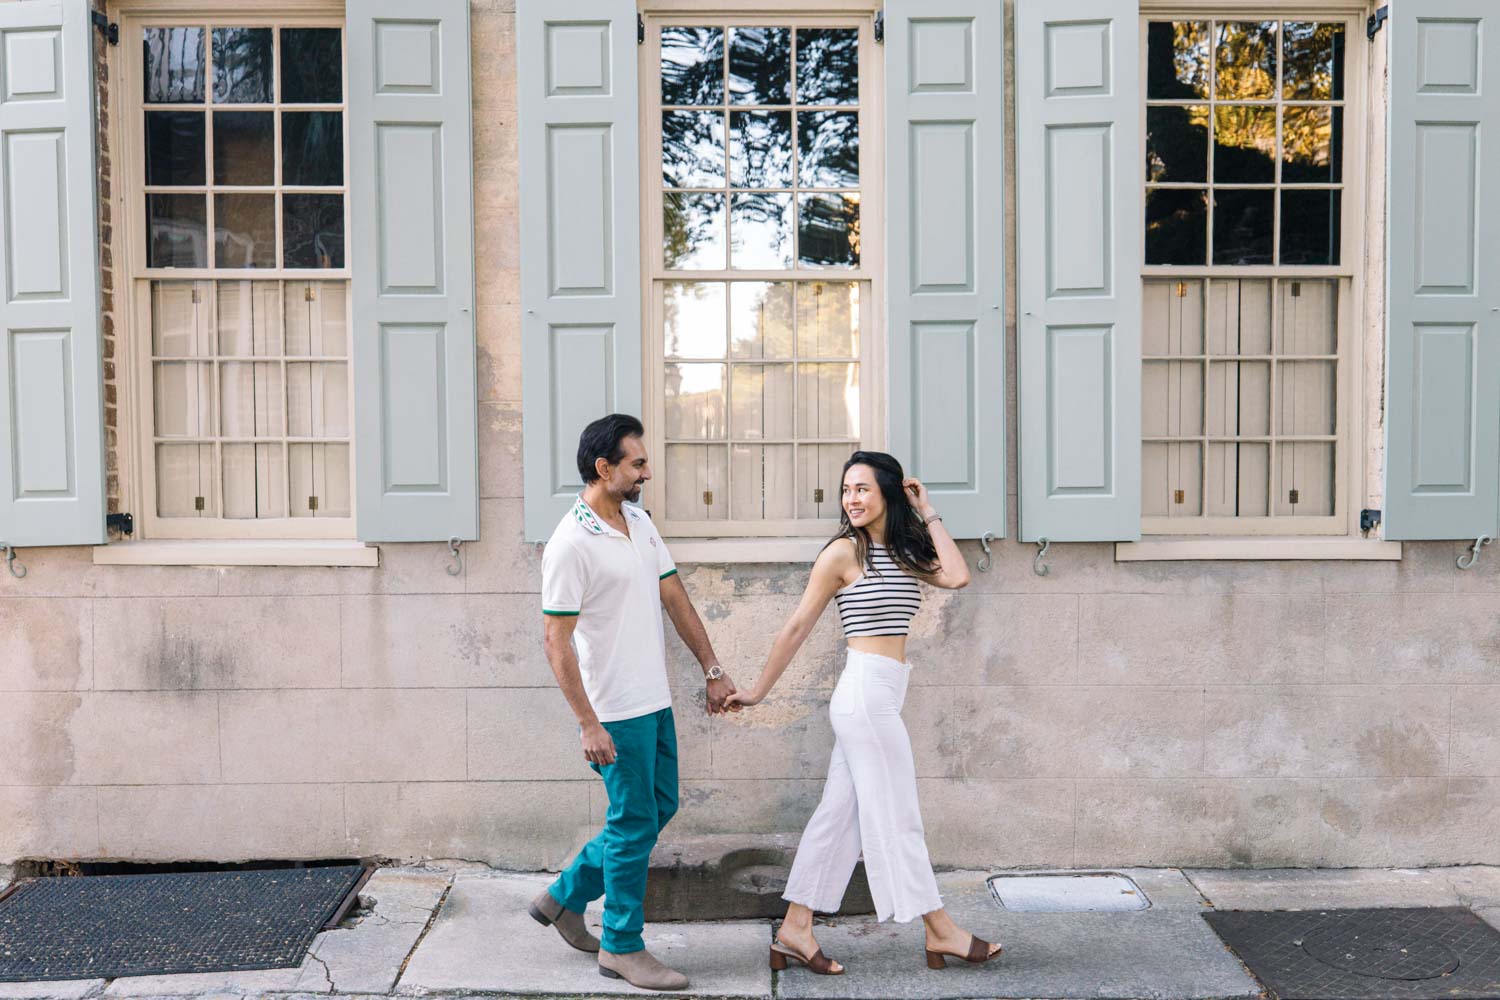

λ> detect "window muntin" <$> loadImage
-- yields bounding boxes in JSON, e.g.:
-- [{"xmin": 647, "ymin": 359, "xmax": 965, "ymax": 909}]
[{"xmin": 646, "ymin": 16, "xmax": 878, "ymax": 537}]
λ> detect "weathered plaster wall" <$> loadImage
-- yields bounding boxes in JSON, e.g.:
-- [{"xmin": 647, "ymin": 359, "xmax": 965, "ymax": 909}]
[{"xmin": 2, "ymin": 1, "xmax": 1497, "ymax": 873}]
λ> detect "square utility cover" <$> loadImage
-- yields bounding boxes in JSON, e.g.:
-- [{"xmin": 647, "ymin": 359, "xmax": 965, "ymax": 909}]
[{"xmin": 988, "ymin": 872, "xmax": 1150, "ymax": 912}]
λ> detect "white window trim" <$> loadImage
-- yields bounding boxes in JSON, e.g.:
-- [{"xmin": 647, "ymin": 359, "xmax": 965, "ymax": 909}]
[
  {"xmin": 1134, "ymin": 9, "xmax": 1375, "ymax": 548},
  {"xmin": 92, "ymin": 538, "xmax": 378, "ymax": 566}
]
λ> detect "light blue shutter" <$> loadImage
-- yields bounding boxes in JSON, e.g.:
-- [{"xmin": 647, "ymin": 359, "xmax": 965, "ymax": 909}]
[
  {"xmin": 0, "ymin": 0, "xmax": 104, "ymax": 547},
  {"xmin": 1384, "ymin": 1, "xmax": 1500, "ymax": 540},
  {"xmin": 517, "ymin": 1, "xmax": 641, "ymax": 542},
  {"xmin": 348, "ymin": 0, "xmax": 478, "ymax": 542},
  {"xmin": 884, "ymin": 1, "xmax": 1006, "ymax": 540},
  {"xmin": 1015, "ymin": 0, "xmax": 1141, "ymax": 543}
]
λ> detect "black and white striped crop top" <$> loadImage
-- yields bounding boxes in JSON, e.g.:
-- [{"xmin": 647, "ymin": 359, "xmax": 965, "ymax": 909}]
[{"xmin": 834, "ymin": 543, "xmax": 922, "ymax": 637}]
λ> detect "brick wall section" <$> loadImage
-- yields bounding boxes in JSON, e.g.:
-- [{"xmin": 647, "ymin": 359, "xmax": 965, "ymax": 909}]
[{"xmin": 92, "ymin": 0, "xmax": 119, "ymax": 520}]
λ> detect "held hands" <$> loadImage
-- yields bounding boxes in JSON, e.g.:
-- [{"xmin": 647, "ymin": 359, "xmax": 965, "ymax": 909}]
[
  {"xmin": 581, "ymin": 721, "xmax": 616, "ymax": 766},
  {"xmin": 706, "ymin": 671, "xmax": 743, "ymax": 715},
  {"xmin": 723, "ymin": 683, "xmax": 767, "ymax": 710}
]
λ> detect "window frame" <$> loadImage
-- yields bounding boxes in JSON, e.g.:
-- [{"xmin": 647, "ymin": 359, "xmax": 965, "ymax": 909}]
[
  {"xmin": 637, "ymin": 8, "xmax": 886, "ymax": 540},
  {"xmin": 115, "ymin": 2, "xmax": 356, "ymax": 541},
  {"xmin": 1136, "ymin": 6, "xmax": 1370, "ymax": 539}
]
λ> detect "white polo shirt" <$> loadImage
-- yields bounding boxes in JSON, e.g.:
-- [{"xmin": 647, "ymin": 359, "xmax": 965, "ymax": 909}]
[{"xmin": 541, "ymin": 495, "xmax": 677, "ymax": 723}]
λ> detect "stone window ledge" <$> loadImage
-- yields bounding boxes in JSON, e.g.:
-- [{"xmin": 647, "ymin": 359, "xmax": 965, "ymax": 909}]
[
  {"xmin": 92, "ymin": 539, "xmax": 380, "ymax": 568},
  {"xmin": 668, "ymin": 537, "xmax": 827, "ymax": 564},
  {"xmin": 1115, "ymin": 537, "xmax": 1403, "ymax": 562}
]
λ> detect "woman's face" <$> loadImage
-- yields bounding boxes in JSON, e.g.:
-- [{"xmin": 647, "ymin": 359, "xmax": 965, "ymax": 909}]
[{"xmin": 842, "ymin": 464, "xmax": 885, "ymax": 530}]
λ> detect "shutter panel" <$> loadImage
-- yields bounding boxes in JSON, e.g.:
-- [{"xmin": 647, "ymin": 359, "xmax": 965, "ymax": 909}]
[
  {"xmin": 517, "ymin": 1, "xmax": 641, "ymax": 542},
  {"xmin": 348, "ymin": 0, "xmax": 478, "ymax": 542},
  {"xmin": 1384, "ymin": 1, "xmax": 1500, "ymax": 540},
  {"xmin": 884, "ymin": 1, "xmax": 1006, "ymax": 540},
  {"xmin": 0, "ymin": 0, "xmax": 105, "ymax": 548},
  {"xmin": 1015, "ymin": 0, "xmax": 1141, "ymax": 543}
]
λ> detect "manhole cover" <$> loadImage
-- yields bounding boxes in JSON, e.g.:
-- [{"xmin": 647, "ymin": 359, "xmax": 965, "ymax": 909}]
[
  {"xmin": 1302, "ymin": 918, "xmax": 1461, "ymax": 981},
  {"xmin": 988, "ymin": 872, "xmax": 1149, "ymax": 912},
  {"xmin": 1205, "ymin": 907, "xmax": 1500, "ymax": 999}
]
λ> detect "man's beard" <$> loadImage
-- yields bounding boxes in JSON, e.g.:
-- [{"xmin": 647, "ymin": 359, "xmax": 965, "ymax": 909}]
[{"xmin": 624, "ymin": 484, "xmax": 644, "ymax": 503}]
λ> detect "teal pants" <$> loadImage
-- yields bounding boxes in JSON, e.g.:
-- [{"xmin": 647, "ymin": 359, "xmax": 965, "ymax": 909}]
[{"xmin": 549, "ymin": 707, "xmax": 678, "ymax": 954}]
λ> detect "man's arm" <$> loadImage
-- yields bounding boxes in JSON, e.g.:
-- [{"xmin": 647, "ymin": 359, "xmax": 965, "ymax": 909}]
[
  {"xmin": 659, "ymin": 574, "xmax": 738, "ymax": 713},
  {"xmin": 543, "ymin": 614, "xmax": 616, "ymax": 764}
]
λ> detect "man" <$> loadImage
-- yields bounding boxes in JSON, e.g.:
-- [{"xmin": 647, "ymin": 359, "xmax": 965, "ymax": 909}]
[{"xmin": 529, "ymin": 413, "xmax": 738, "ymax": 990}]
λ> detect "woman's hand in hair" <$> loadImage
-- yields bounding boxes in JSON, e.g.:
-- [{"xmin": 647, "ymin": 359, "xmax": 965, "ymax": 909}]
[{"xmin": 903, "ymin": 477, "xmax": 936, "ymax": 520}]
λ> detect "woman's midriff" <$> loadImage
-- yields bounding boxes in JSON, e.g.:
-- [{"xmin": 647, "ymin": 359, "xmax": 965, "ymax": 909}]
[{"xmin": 847, "ymin": 634, "xmax": 908, "ymax": 663}]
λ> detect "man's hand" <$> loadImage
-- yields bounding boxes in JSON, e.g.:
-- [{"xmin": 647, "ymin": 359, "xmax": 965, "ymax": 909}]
[
  {"xmin": 581, "ymin": 721, "xmax": 616, "ymax": 765},
  {"xmin": 706, "ymin": 673, "xmax": 741, "ymax": 715}
]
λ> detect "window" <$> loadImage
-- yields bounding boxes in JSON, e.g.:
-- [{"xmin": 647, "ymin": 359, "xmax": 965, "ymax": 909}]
[
  {"xmin": 1140, "ymin": 14, "xmax": 1359, "ymax": 535},
  {"xmin": 643, "ymin": 16, "xmax": 881, "ymax": 537},
  {"xmin": 125, "ymin": 15, "xmax": 352, "ymax": 539}
]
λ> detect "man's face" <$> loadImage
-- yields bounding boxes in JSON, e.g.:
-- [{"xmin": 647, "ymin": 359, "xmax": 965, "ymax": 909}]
[{"xmin": 601, "ymin": 434, "xmax": 651, "ymax": 503}]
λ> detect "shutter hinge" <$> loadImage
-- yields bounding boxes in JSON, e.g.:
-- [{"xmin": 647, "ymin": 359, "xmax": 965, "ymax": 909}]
[
  {"xmin": 638, "ymin": 14, "xmax": 645, "ymax": 45},
  {"xmin": 1367, "ymin": 6, "xmax": 1389, "ymax": 41},
  {"xmin": 874, "ymin": 10, "xmax": 885, "ymax": 44},
  {"xmin": 106, "ymin": 512, "xmax": 134, "ymax": 536},
  {"xmin": 1360, "ymin": 508, "xmax": 1382, "ymax": 535},
  {"xmin": 90, "ymin": 11, "xmax": 119, "ymax": 46}
]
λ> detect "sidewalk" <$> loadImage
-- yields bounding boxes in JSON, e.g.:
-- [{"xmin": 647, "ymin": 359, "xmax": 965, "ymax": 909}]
[{"xmin": 1, "ymin": 865, "xmax": 1497, "ymax": 1000}]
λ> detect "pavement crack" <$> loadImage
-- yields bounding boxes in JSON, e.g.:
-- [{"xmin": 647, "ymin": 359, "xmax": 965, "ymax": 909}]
[
  {"xmin": 307, "ymin": 952, "xmax": 335, "ymax": 993},
  {"xmin": 392, "ymin": 876, "xmax": 455, "ymax": 992}
]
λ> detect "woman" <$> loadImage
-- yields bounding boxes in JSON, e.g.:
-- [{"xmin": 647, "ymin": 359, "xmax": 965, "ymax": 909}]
[{"xmin": 726, "ymin": 451, "xmax": 1002, "ymax": 975}]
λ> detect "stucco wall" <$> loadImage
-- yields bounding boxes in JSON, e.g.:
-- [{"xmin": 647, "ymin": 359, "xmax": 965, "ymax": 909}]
[{"xmin": 3, "ymin": 1, "xmax": 1498, "ymax": 873}]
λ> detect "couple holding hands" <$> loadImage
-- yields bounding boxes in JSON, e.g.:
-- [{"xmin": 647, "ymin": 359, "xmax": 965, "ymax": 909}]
[{"xmin": 529, "ymin": 413, "xmax": 1002, "ymax": 991}]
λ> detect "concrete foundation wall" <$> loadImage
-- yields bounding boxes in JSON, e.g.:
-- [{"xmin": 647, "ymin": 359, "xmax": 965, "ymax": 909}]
[{"xmin": 3, "ymin": 0, "xmax": 1497, "ymax": 873}]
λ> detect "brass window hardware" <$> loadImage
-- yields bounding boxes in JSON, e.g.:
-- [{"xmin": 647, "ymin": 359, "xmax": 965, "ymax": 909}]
[
  {"xmin": 194, "ymin": 496, "xmax": 205, "ymax": 511},
  {"xmin": 702, "ymin": 490, "xmax": 714, "ymax": 506},
  {"xmin": 1173, "ymin": 488, "xmax": 1185, "ymax": 505},
  {"xmin": 308, "ymin": 496, "xmax": 319, "ymax": 511},
  {"xmin": 1288, "ymin": 488, "xmax": 1300, "ymax": 504},
  {"xmin": 814, "ymin": 487, "xmax": 825, "ymax": 503}
]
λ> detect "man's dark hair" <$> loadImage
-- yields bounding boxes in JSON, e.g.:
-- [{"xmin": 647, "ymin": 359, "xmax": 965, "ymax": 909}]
[{"xmin": 577, "ymin": 413, "xmax": 646, "ymax": 483}]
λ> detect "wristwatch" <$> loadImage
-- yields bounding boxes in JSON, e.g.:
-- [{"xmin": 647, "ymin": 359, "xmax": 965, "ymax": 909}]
[{"xmin": 705, "ymin": 665, "xmax": 724, "ymax": 681}]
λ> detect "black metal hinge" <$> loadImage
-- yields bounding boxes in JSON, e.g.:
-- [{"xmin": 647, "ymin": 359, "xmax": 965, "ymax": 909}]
[
  {"xmin": 91, "ymin": 10, "xmax": 119, "ymax": 46},
  {"xmin": 106, "ymin": 512, "xmax": 134, "ymax": 535},
  {"xmin": 637, "ymin": 14, "xmax": 645, "ymax": 45},
  {"xmin": 874, "ymin": 10, "xmax": 885, "ymax": 44},
  {"xmin": 1360, "ymin": 508, "xmax": 1382, "ymax": 535},
  {"xmin": 1367, "ymin": 5, "xmax": 1389, "ymax": 41}
]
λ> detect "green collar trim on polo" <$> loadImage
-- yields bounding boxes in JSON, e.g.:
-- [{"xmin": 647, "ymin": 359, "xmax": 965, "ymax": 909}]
[{"xmin": 571, "ymin": 495, "xmax": 608, "ymax": 536}]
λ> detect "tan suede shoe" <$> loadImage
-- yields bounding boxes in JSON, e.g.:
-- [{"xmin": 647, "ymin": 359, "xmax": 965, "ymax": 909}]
[
  {"xmin": 527, "ymin": 888, "xmax": 600, "ymax": 953},
  {"xmin": 598, "ymin": 948, "xmax": 689, "ymax": 991}
]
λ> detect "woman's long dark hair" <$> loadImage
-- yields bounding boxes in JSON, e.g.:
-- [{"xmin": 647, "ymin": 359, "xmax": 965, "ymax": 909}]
[{"xmin": 827, "ymin": 451, "xmax": 939, "ymax": 580}]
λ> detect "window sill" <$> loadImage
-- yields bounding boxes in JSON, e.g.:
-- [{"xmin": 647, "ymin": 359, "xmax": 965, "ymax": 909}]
[
  {"xmin": 1115, "ymin": 537, "xmax": 1403, "ymax": 562},
  {"xmin": 92, "ymin": 539, "xmax": 380, "ymax": 568},
  {"xmin": 668, "ymin": 537, "xmax": 827, "ymax": 564}
]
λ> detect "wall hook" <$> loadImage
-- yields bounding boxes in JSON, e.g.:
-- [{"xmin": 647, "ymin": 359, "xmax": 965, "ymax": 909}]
[
  {"xmin": 1033, "ymin": 537, "xmax": 1051, "ymax": 577},
  {"xmin": 1457, "ymin": 535, "xmax": 1491, "ymax": 571},
  {"xmin": 446, "ymin": 537, "xmax": 464, "ymax": 577},
  {"xmin": 977, "ymin": 532, "xmax": 994, "ymax": 573},
  {"xmin": 2, "ymin": 544, "xmax": 26, "ymax": 579}
]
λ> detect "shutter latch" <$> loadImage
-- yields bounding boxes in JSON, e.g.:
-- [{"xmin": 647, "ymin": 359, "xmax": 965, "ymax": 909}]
[
  {"xmin": 1458, "ymin": 535, "xmax": 1492, "ymax": 571},
  {"xmin": 106, "ymin": 512, "xmax": 134, "ymax": 535},
  {"xmin": 447, "ymin": 536, "xmax": 464, "ymax": 577},
  {"xmin": 1033, "ymin": 537, "xmax": 1051, "ymax": 577},
  {"xmin": 1, "ymin": 544, "xmax": 26, "ymax": 580}
]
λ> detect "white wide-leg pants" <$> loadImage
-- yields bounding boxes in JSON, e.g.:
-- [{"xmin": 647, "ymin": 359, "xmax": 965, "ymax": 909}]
[{"xmin": 782, "ymin": 649, "xmax": 944, "ymax": 923}]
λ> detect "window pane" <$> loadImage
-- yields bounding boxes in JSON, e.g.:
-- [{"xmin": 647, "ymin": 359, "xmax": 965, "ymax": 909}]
[
  {"xmin": 664, "ymin": 363, "xmax": 726, "ymax": 439},
  {"xmin": 217, "ymin": 280, "xmax": 281, "ymax": 355},
  {"xmin": 144, "ymin": 27, "xmax": 204, "ymax": 104},
  {"xmin": 1142, "ymin": 361, "xmax": 1204, "ymax": 437},
  {"xmin": 212, "ymin": 111, "xmax": 273, "ymax": 184},
  {"xmin": 285, "ymin": 281, "xmax": 348, "ymax": 356},
  {"xmin": 290, "ymin": 443, "xmax": 351, "ymax": 517},
  {"xmin": 146, "ymin": 111, "xmax": 205, "ymax": 185},
  {"xmin": 663, "ymin": 110, "xmax": 725, "ymax": 188},
  {"xmin": 1207, "ymin": 442, "xmax": 1269, "ymax": 516},
  {"xmin": 1213, "ymin": 189, "xmax": 1274, "ymax": 265},
  {"xmin": 797, "ymin": 193, "xmax": 859, "ymax": 267},
  {"xmin": 730, "ymin": 363, "xmax": 794, "ymax": 439},
  {"xmin": 1147, "ymin": 106, "xmax": 1208, "ymax": 183},
  {"xmin": 796, "ymin": 28, "xmax": 858, "ymax": 105},
  {"xmin": 729, "ymin": 27, "xmax": 790, "ymax": 105},
  {"xmin": 1143, "ymin": 279, "xmax": 1205, "ymax": 356},
  {"xmin": 1207, "ymin": 279, "xmax": 1271, "ymax": 355},
  {"xmin": 280, "ymin": 28, "xmax": 342, "ymax": 103},
  {"xmin": 153, "ymin": 362, "xmax": 213, "ymax": 437},
  {"xmin": 283, "ymin": 193, "xmax": 345, "ymax": 268},
  {"xmin": 1147, "ymin": 21, "xmax": 1210, "ymax": 100},
  {"xmin": 1276, "ymin": 279, "xmax": 1337, "ymax": 354},
  {"xmin": 1280, "ymin": 190, "xmax": 1341, "ymax": 266},
  {"xmin": 147, "ymin": 194, "xmax": 208, "ymax": 268},
  {"xmin": 1277, "ymin": 361, "xmax": 1336, "ymax": 436},
  {"xmin": 1215, "ymin": 21, "xmax": 1278, "ymax": 100},
  {"xmin": 1142, "ymin": 442, "xmax": 1202, "ymax": 516},
  {"xmin": 665, "ymin": 444, "xmax": 728, "ymax": 520},
  {"xmin": 798, "ymin": 362, "xmax": 859, "ymax": 438},
  {"xmin": 661, "ymin": 27, "xmax": 724, "ymax": 106},
  {"xmin": 664, "ymin": 281, "xmax": 726, "ymax": 358},
  {"xmin": 1283, "ymin": 22, "xmax": 1345, "ymax": 100},
  {"xmin": 1214, "ymin": 106, "xmax": 1276, "ymax": 183},
  {"xmin": 730, "ymin": 444, "xmax": 795, "ymax": 520},
  {"xmin": 797, "ymin": 111, "xmax": 858, "ymax": 188},
  {"xmin": 156, "ymin": 443, "xmax": 217, "ymax": 517},
  {"xmin": 282, "ymin": 111, "xmax": 344, "ymax": 186},
  {"xmin": 797, "ymin": 444, "xmax": 856, "ymax": 519},
  {"xmin": 730, "ymin": 192, "xmax": 793, "ymax": 269},
  {"xmin": 729, "ymin": 110, "xmax": 791, "ymax": 188},
  {"xmin": 730, "ymin": 281, "xmax": 794, "ymax": 359},
  {"xmin": 212, "ymin": 27, "xmax": 273, "ymax": 104},
  {"xmin": 1282, "ymin": 106, "xmax": 1340, "ymax": 183},
  {"xmin": 797, "ymin": 281, "xmax": 859, "ymax": 357},
  {"xmin": 214, "ymin": 193, "xmax": 276, "ymax": 268},
  {"xmin": 1145, "ymin": 188, "xmax": 1206, "ymax": 265},
  {"xmin": 222, "ymin": 443, "xmax": 286, "ymax": 518},
  {"xmin": 151, "ymin": 281, "xmax": 213, "ymax": 355},
  {"xmin": 287, "ymin": 362, "xmax": 350, "ymax": 437},
  {"xmin": 220, "ymin": 362, "xmax": 286, "ymax": 437},
  {"xmin": 1207, "ymin": 360, "xmax": 1271, "ymax": 436},
  {"xmin": 1277, "ymin": 442, "xmax": 1334, "ymax": 515},
  {"xmin": 664, "ymin": 192, "xmax": 726, "ymax": 269}
]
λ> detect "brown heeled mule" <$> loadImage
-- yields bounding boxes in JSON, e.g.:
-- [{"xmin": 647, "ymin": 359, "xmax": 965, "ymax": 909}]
[
  {"xmin": 925, "ymin": 934, "xmax": 1002, "ymax": 969},
  {"xmin": 769, "ymin": 939, "xmax": 844, "ymax": 975}
]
